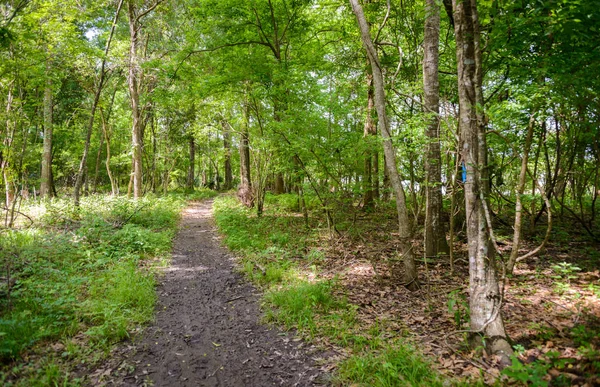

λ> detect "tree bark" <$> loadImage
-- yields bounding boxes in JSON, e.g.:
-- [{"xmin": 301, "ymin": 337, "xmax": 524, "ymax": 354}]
[
  {"xmin": 40, "ymin": 61, "xmax": 54, "ymax": 198},
  {"xmin": 2, "ymin": 85, "xmax": 15, "ymax": 208},
  {"xmin": 186, "ymin": 135, "xmax": 195, "ymax": 192},
  {"xmin": 350, "ymin": 0, "xmax": 419, "ymax": 291},
  {"xmin": 222, "ymin": 119, "xmax": 232, "ymax": 190},
  {"xmin": 424, "ymin": 0, "xmax": 450, "ymax": 258},
  {"xmin": 100, "ymin": 108, "xmax": 118, "ymax": 196},
  {"xmin": 238, "ymin": 98, "xmax": 253, "ymax": 207},
  {"xmin": 151, "ymin": 112, "xmax": 157, "ymax": 193},
  {"xmin": 373, "ymin": 149, "xmax": 379, "ymax": 199},
  {"xmin": 74, "ymin": 0, "xmax": 123, "ymax": 205},
  {"xmin": 93, "ymin": 132, "xmax": 104, "ymax": 193},
  {"xmin": 507, "ymin": 115, "xmax": 535, "ymax": 274},
  {"xmin": 274, "ymin": 173, "xmax": 285, "ymax": 194},
  {"xmin": 363, "ymin": 69, "xmax": 375, "ymax": 209},
  {"xmin": 453, "ymin": 0, "xmax": 512, "ymax": 361},
  {"xmin": 127, "ymin": 0, "xmax": 143, "ymax": 199}
]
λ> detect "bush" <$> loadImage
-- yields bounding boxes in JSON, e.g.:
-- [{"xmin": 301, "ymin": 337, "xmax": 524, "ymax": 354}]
[{"xmin": 0, "ymin": 195, "xmax": 183, "ymax": 364}]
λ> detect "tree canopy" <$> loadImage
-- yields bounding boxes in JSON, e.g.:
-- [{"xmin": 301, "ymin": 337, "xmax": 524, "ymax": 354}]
[{"xmin": 2, "ymin": 0, "xmax": 600, "ymax": 384}]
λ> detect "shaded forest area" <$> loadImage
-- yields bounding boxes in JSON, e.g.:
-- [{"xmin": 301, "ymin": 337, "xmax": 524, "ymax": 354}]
[{"xmin": 1, "ymin": 0, "xmax": 600, "ymax": 385}]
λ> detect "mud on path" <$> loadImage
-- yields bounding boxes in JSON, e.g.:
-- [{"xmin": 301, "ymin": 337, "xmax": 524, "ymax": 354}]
[{"xmin": 103, "ymin": 200, "xmax": 327, "ymax": 386}]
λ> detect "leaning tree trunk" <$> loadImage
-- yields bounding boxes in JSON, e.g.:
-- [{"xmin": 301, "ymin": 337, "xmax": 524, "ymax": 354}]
[
  {"xmin": 350, "ymin": 0, "xmax": 419, "ymax": 291},
  {"xmin": 507, "ymin": 115, "xmax": 535, "ymax": 274},
  {"xmin": 100, "ymin": 108, "xmax": 118, "ymax": 196},
  {"xmin": 423, "ymin": 0, "xmax": 449, "ymax": 258},
  {"xmin": 2, "ymin": 86, "xmax": 15, "ymax": 208},
  {"xmin": 93, "ymin": 133, "xmax": 104, "ymax": 193},
  {"xmin": 40, "ymin": 62, "xmax": 54, "ymax": 199},
  {"xmin": 453, "ymin": 0, "xmax": 512, "ymax": 362},
  {"xmin": 74, "ymin": 0, "xmax": 123, "ymax": 206}
]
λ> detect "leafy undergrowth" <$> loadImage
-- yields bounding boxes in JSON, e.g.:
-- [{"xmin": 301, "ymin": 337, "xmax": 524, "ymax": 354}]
[
  {"xmin": 215, "ymin": 193, "xmax": 600, "ymax": 386},
  {"xmin": 214, "ymin": 194, "xmax": 450, "ymax": 386},
  {"xmin": 0, "ymin": 194, "xmax": 187, "ymax": 386},
  {"xmin": 174, "ymin": 187, "xmax": 220, "ymax": 202}
]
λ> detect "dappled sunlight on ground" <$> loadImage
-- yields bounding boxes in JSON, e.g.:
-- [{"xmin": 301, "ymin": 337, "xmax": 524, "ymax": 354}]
[{"xmin": 294, "ymin": 217, "xmax": 600, "ymax": 384}]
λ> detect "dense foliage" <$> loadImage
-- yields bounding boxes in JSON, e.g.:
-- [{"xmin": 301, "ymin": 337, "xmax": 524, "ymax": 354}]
[
  {"xmin": 1, "ymin": 0, "xmax": 599, "ymax": 385},
  {"xmin": 0, "ymin": 195, "xmax": 185, "ymax": 385}
]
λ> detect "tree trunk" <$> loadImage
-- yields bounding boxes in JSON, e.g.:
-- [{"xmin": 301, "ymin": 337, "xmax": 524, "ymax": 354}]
[
  {"xmin": 74, "ymin": 87, "xmax": 100, "ymax": 205},
  {"xmin": 363, "ymin": 69, "xmax": 375, "ymax": 209},
  {"xmin": 186, "ymin": 135, "xmax": 195, "ymax": 192},
  {"xmin": 2, "ymin": 85, "xmax": 15, "ymax": 209},
  {"xmin": 350, "ymin": 0, "xmax": 419, "ymax": 291},
  {"xmin": 74, "ymin": 0, "xmax": 123, "ymax": 205},
  {"xmin": 424, "ymin": 0, "xmax": 449, "ymax": 258},
  {"xmin": 93, "ymin": 133, "xmax": 104, "ymax": 193},
  {"xmin": 100, "ymin": 108, "xmax": 118, "ymax": 196},
  {"xmin": 40, "ymin": 62, "xmax": 54, "ymax": 199},
  {"xmin": 373, "ymin": 149, "xmax": 379, "ymax": 199},
  {"xmin": 274, "ymin": 173, "xmax": 285, "ymax": 194},
  {"xmin": 453, "ymin": 0, "xmax": 512, "ymax": 361},
  {"xmin": 529, "ymin": 127, "xmax": 543, "ymax": 233},
  {"xmin": 507, "ymin": 115, "xmax": 535, "ymax": 274},
  {"xmin": 382, "ymin": 162, "xmax": 390, "ymax": 200},
  {"xmin": 222, "ymin": 119, "xmax": 232, "ymax": 190},
  {"xmin": 127, "ymin": 0, "xmax": 143, "ymax": 199},
  {"xmin": 238, "ymin": 98, "xmax": 253, "ymax": 207}
]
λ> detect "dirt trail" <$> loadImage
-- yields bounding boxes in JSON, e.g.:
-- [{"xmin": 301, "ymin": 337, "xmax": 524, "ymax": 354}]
[{"xmin": 109, "ymin": 200, "xmax": 326, "ymax": 386}]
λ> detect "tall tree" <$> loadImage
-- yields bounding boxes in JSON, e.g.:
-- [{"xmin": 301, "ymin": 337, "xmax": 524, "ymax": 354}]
[
  {"xmin": 350, "ymin": 0, "xmax": 419, "ymax": 291},
  {"xmin": 453, "ymin": 0, "xmax": 512, "ymax": 360},
  {"xmin": 238, "ymin": 95, "xmax": 253, "ymax": 207},
  {"xmin": 363, "ymin": 69, "xmax": 376, "ymax": 208},
  {"xmin": 40, "ymin": 59, "xmax": 54, "ymax": 198},
  {"xmin": 2, "ymin": 84, "xmax": 15, "ymax": 207},
  {"xmin": 74, "ymin": 0, "xmax": 124, "ymax": 206},
  {"xmin": 423, "ymin": 0, "xmax": 449, "ymax": 257},
  {"xmin": 186, "ymin": 134, "xmax": 195, "ymax": 191},
  {"xmin": 126, "ymin": 0, "xmax": 162, "ymax": 199},
  {"xmin": 222, "ymin": 118, "xmax": 232, "ymax": 190},
  {"xmin": 127, "ymin": 0, "xmax": 143, "ymax": 199}
]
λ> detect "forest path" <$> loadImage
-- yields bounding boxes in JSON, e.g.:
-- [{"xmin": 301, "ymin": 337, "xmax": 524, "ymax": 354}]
[{"xmin": 108, "ymin": 200, "xmax": 325, "ymax": 386}]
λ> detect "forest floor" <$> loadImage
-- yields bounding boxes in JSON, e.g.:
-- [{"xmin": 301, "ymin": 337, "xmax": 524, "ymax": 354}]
[
  {"xmin": 322, "ymin": 232, "xmax": 600, "ymax": 385},
  {"xmin": 210, "ymin": 194, "xmax": 600, "ymax": 386},
  {"xmin": 317, "ymin": 217, "xmax": 600, "ymax": 386},
  {"xmin": 4, "ymin": 194, "xmax": 598, "ymax": 385},
  {"xmin": 88, "ymin": 200, "xmax": 328, "ymax": 386}
]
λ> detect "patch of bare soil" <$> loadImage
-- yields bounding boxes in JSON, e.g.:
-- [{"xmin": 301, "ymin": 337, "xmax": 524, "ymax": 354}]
[{"xmin": 93, "ymin": 200, "xmax": 326, "ymax": 386}]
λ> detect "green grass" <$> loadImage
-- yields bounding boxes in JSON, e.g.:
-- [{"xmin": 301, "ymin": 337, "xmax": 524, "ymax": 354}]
[
  {"xmin": 264, "ymin": 281, "xmax": 352, "ymax": 334},
  {"xmin": 214, "ymin": 195, "xmax": 309, "ymax": 254},
  {"xmin": 175, "ymin": 187, "xmax": 219, "ymax": 202},
  {"xmin": 82, "ymin": 257, "xmax": 157, "ymax": 344},
  {"xmin": 213, "ymin": 194, "xmax": 447, "ymax": 386},
  {"xmin": 0, "ymin": 194, "xmax": 185, "ymax": 385},
  {"xmin": 334, "ymin": 344, "xmax": 444, "ymax": 387}
]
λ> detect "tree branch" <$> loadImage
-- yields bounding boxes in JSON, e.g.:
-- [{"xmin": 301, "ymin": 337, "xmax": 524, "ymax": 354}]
[
  {"xmin": 136, "ymin": 0, "xmax": 165, "ymax": 22},
  {"xmin": 2, "ymin": 0, "xmax": 30, "ymax": 26},
  {"xmin": 251, "ymin": 6, "xmax": 278, "ymax": 57},
  {"xmin": 374, "ymin": 0, "xmax": 391, "ymax": 44}
]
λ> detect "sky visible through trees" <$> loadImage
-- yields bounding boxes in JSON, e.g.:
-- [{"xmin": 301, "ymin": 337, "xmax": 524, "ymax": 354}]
[{"xmin": 1, "ymin": 0, "xmax": 600, "ymax": 385}]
